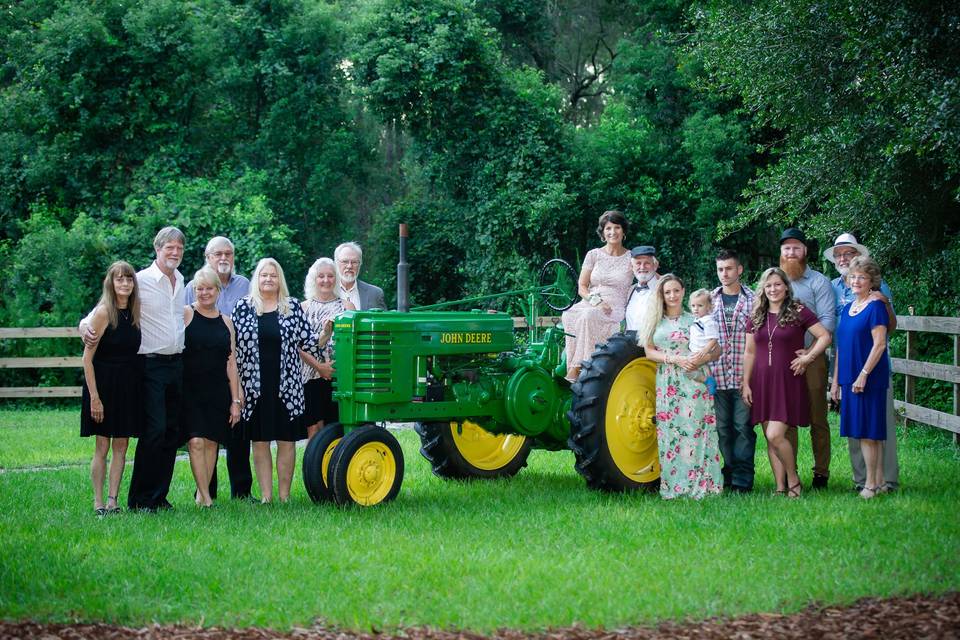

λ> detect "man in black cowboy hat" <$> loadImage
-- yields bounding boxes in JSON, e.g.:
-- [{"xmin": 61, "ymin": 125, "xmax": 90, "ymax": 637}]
[
  {"xmin": 780, "ymin": 227, "xmax": 836, "ymax": 489},
  {"xmin": 824, "ymin": 233, "xmax": 899, "ymax": 492}
]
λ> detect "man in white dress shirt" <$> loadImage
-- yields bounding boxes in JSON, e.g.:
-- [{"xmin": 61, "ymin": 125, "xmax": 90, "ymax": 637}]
[
  {"xmin": 624, "ymin": 245, "xmax": 660, "ymax": 334},
  {"xmin": 334, "ymin": 242, "xmax": 386, "ymax": 310},
  {"xmin": 82, "ymin": 227, "xmax": 187, "ymax": 511}
]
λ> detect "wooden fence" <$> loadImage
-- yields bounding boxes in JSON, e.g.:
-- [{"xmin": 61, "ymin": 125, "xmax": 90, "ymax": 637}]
[
  {"xmin": 0, "ymin": 327, "xmax": 81, "ymax": 398},
  {"xmin": 893, "ymin": 312, "xmax": 960, "ymax": 443},
  {"xmin": 3, "ymin": 316, "xmax": 960, "ymax": 445}
]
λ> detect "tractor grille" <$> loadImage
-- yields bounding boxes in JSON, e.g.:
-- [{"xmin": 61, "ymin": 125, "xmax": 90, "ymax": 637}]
[{"xmin": 354, "ymin": 330, "xmax": 392, "ymax": 392}]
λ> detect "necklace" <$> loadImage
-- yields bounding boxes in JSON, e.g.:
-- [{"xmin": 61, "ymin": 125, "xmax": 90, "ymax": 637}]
[
  {"xmin": 849, "ymin": 297, "xmax": 870, "ymax": 315},
  {"xmin": 766, "ymin": 313, "xmax": 779, "ymax": 366}
]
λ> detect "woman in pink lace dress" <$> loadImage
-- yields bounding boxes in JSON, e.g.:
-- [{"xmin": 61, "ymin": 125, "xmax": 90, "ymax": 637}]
[{"xmin": 562, "ymin": 210, "xmax": 634, "ymax": 380}]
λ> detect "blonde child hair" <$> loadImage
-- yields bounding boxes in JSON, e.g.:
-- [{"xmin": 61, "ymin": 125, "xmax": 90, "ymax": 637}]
[{"xmin": 688, "ymin": 288, "xmax": 713, "ymax": 312}]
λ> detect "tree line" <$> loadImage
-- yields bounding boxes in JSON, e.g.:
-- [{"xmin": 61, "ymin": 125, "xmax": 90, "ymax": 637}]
[{"xmin": 1, "ymin": 1, "xmax": 958, "ymax": 401}]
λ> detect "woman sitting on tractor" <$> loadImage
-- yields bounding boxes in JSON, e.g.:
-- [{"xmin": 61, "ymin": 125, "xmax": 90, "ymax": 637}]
[{"xmin": 561, "ymin": 210, "xmax": 634, "ymax": 381}]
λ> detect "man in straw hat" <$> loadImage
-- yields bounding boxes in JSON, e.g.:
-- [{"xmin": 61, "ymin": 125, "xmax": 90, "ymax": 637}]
[{"xmin": 824, "ymin": 232, "xmax": 899, "ymax": 492}]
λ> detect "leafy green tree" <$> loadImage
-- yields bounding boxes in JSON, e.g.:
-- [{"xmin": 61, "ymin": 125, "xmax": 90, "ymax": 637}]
[
  {"xmin": 353, "ymin": 0, "xmax": 578, "ymax": 299},
  {"xmin": 693, "ymin": 0, "xmax": 960, "ymax": 310}
]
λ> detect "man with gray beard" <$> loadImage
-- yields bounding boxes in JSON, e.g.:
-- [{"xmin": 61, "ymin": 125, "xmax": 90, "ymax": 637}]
[
  {"xmin": 185, "ymin": 236, "xmax": 252, "ymax": 500},
  {"xmin": 624, "ymin": 245, "xmax": 660, "ymax": 334},
  {"xmin": 335, "ymin": 242, "xmax": 386, "ymax": 310},
  {"xmin": 779, "ymin": 227, "xmax": 836, "ymax": 490}
]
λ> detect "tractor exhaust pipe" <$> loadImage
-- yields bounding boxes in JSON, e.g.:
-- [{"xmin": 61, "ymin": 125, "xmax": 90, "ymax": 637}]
[{"xmin": 397, "ymin": 223, "xmax": 409, "ymax": 312}]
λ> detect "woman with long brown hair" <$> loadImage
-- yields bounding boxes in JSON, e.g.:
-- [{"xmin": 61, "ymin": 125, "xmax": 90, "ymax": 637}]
[
  {"xmin": 742, "ymin": 268, "xmax": 831, "ymax": 498},
  {"xmin": 562, "ymin": 210, "xmax": 634, "ymax": 381},
  {"xmin": 81, "ymin": 261, "xmax": 143, "ymax": 515}
]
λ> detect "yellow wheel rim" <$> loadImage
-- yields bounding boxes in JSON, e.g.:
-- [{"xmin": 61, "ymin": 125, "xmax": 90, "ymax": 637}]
[
  {"xmin": 605, "ymin": 358, "xmax": 660, "ymax": 483},
  {"xmin": 345, "ymin": 441, "xmax": 397, "ymax": 506},
  {"xmin": 321, "ymin": 437, "xmax": 341, "ymax": 488},
  {"xmin": 450, "ymin": 420, "xmax": 527, "ymax": 471}
]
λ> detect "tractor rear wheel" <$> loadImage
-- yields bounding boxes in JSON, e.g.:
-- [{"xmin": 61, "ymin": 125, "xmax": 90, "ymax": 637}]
[
  {"xmin": 302, "ymin": 422, "xmax": 344, "ymax": 503},
  {"xmin": 416, "ymin": 420, "xmax": 531, "ymax": 479},
  {"xmin": 567, "ymin": 332, "xmax": 660, "ymax": 492},
  {"xmin": 329, "ymin": 425, "xmax": 404, "ymax": 506}
]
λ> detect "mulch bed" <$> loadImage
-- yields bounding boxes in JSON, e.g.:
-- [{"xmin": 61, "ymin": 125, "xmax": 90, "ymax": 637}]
[{"xmin": 2, "ymin": 593, "xmax": 958, "ymax": 640}]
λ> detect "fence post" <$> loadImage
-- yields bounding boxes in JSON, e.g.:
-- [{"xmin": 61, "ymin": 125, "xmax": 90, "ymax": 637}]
[
  {"xmin": 904, "ymin": 306, "xmax": 916, "ymax": 429},
  {"xmin": 954, "ymin": 333, "xmax": 959, "ymax": 446}
]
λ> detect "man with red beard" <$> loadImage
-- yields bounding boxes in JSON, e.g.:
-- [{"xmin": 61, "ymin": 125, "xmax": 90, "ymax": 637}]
[{"xmin": 779, "ymin": 228, "xmax": 836, "ymax": 489}]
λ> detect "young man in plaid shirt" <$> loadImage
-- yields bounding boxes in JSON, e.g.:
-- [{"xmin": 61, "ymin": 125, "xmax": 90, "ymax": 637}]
[{"xmin": 710, "ymin": 249, "xmax": 757, "ymax": 493}]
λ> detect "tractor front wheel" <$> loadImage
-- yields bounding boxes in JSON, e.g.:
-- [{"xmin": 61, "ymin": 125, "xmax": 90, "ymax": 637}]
[
  {"xmin": 416, "ymin": 420, "xmax": 531, "ymax": 479},
  {"xmin": 567, "ymin": 332, "xmax": 660, "ymax": 492},
  {"xmin": 329, "ymin": 425, "xmax": 404, "ymax": 506},
  {"xmin": 302, "ymin": 422, "xmax": 344, "ymax": 503}
]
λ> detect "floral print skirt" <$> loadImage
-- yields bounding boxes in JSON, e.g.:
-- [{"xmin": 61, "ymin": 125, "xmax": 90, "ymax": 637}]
[{"xmin": 655, "ymin": 363, "xmax": 723, "ymax": 499}]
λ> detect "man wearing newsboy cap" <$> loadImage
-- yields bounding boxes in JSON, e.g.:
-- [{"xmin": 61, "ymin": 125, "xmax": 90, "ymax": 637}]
[
  {"xmin": 624, "ymin": 246, "xmax": 659, "ymax": 333},
  {"xmin": 825, "ymin": 233, "xmax": 899, "ymax": 492}
]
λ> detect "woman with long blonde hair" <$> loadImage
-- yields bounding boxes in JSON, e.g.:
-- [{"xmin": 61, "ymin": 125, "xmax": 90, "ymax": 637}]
[
  {"xmin": 642, "ymin": 274, "xmax": 723, "ymax": 500},
  {"xmin": 742, "ymin": 267, "xmax": 831, "ymax": 498},
  {"xmin": 232, "ymin": 258, "xmax": 329, "ymax": 503},
  {"xmin": 81, "ymin": 261, "xmax": 143, "ymax": 515}
]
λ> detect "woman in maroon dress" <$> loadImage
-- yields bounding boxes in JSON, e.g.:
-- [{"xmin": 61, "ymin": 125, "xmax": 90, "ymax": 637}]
[{"xmin": 742, "ymin": 268, "xmax": 831, "ymax": 498}]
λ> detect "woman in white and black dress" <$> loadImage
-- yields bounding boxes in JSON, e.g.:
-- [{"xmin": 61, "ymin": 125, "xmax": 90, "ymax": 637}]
[
  {"xmin": 233, "ymin": 258, "xmax": 328, "ymax": 503},
  {"xmin": 301, "ymin": 257, "xmax": 355, "ymax": 440},
  {"xmin": 182, "ymin": 266, "xmax": 242, "ymax": 507},
  {"xmin": 81, "ymin": 261, "xmax": 143, "ymax": 516}
]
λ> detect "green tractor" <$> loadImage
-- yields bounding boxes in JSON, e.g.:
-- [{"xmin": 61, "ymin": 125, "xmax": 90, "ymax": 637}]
[{"xmin": 302, "ymin": 225, "xmax": 659, "ymax": 506}]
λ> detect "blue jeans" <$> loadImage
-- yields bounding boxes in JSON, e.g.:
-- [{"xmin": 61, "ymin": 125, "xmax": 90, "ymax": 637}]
[{"xmin": 714, "ymin": 389, "xmax": 756, "ymax": 490}]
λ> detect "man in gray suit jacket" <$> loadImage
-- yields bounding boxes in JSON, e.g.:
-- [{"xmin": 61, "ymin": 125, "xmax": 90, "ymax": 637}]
[{"xmin": 335, "ymin": 242, "xmax": 386, "ymax": 310}]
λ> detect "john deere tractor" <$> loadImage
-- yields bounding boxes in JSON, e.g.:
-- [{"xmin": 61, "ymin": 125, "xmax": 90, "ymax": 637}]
[{"xmin": 302, "ymin": 225, "xmax": 659, "ymax": 506}]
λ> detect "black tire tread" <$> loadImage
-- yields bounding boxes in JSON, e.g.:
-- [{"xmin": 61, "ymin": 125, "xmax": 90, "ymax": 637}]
[
  {"xmin": 415, "ymin": 420, "xmax": 531, "ymax": 480},
  {"xmin": 302, "ymin": 422, "xmax": 344, "ymax": 503},
  {"xmin": 567, "ymin": 332, "xmax": 659, "ymax": 492},
  {"xmin": 329, "ymin": 425, "xmax": 405, "ymax": 506}
]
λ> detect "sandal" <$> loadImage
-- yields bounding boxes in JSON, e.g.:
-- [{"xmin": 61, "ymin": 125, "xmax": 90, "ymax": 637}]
[
  {"xmin": 773, "ymin": 489, "xmax": 786, "ymax": 496},
  {"xmin": 859, "ymin": 486, "xmax": 878, "ymax": 500},
  {"xmin": 787, "ymin": 481, "xmax": 802, "ymax": 499},
  {"xmin": 94, "ymin": 507, "xmax": 107, "ymax": 517}
]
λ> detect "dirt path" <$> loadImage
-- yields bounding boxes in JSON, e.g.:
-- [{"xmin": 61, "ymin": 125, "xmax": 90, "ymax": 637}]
[{"xmin": 2, "ymin": 593, "xmax": 958, "ymax": 639}]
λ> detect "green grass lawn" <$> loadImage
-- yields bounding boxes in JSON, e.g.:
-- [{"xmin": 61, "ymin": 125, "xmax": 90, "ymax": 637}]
[{"xmin": 1, "ymin": 408, "xmax": 958, "ymax": 631}]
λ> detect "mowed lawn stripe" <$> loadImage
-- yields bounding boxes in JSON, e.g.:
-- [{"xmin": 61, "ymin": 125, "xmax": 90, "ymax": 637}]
[{"xmin": 0, "ymin": 410, "xmax": 958, "ymax": 631}]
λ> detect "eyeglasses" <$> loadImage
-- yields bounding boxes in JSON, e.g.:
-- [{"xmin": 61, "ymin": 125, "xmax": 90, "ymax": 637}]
[
  {"xmin": 338, "ymin": 259, "xmax": 360, "ymax": 266},
  {"xmin": 848, "ymin": 274, "xmax": 870, "ymax": 282},
  {"xmin": 208, "ymin": 251, "xmax": 234, "ymax": 258},
  {"xmin": 834, "ymin": 251, "xmax": 858, "ymax": 260}
]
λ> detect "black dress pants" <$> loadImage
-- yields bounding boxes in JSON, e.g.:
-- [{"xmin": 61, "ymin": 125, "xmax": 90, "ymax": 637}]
[
  {"xmin": 208, "ymin": 426, "xmax": 252, "ymax": 499},
  {"xmin": 127, "ymin": 357, "xmax": 182, "ymax": 510}
]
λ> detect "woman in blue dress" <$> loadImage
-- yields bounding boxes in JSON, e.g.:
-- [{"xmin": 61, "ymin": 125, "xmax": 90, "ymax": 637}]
[{"xmin": 831, "ymin": 257, "xmax": 890, "ymax": 500}]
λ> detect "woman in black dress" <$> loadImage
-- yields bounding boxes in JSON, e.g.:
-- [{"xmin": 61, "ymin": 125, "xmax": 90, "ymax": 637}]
[
  {"xmin": 233, "ymin": 258, "xmax": 328, "ymax": 503},
  {"xmin": 81, "ymin": 261, "xmax": 142, "ymax": 516},
  {"xmin": 301, "ymin": 257, "xmax": 355, "ymax": 440},
  {"xmin": 183, "ymin": 266, "xmax": 242, "ymax": 507}
]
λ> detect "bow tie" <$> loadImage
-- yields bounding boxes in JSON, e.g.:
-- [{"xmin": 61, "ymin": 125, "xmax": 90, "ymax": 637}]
[{"xmin": 635, "ymin": 284, "xmax": 648, "ymax": 292}]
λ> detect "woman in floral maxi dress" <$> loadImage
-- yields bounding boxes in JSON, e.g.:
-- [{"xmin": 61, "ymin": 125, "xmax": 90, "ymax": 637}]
[{"xmin": 641, "ymin": 274, "xmax": 723, "ymax": 499}]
